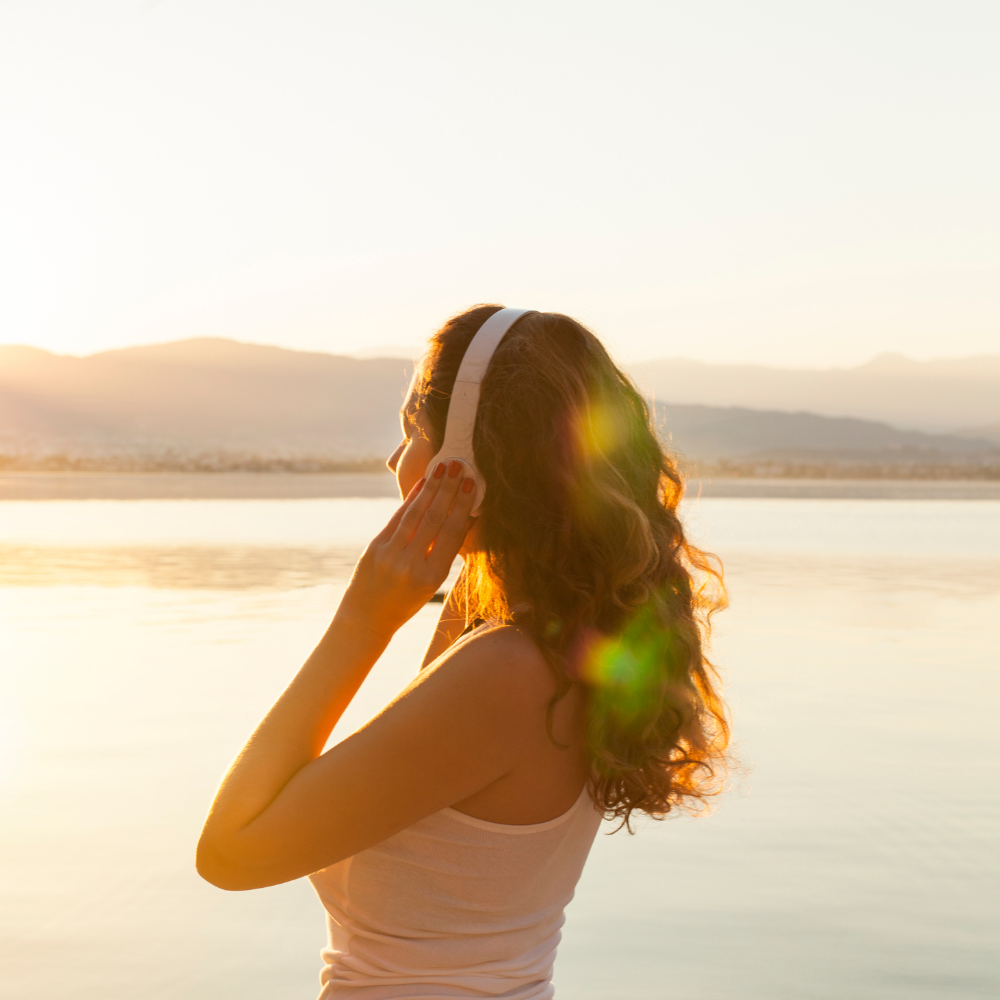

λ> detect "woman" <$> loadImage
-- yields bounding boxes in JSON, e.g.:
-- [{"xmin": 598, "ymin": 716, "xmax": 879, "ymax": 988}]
[{"xmin": 197, "ymin": 305, "xmax": 729, "ymax": 999}]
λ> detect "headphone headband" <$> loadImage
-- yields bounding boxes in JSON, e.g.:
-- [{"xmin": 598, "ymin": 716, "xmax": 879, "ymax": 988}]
[{"xmin": 425, "ymin": 307, "xmax": 533, "ymax": 515}]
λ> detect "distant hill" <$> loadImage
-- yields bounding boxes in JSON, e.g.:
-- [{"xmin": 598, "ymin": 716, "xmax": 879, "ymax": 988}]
[
  {"xmin": 960, "ymin": 421, "xmax": 1000, "ymax": 445},
  {"xmin": 631, "ymin": 353, "xmax": 1000, "ymax": 435},
  {"xmin": 0, "ymin": 338, "xmax": 997, "ymax": 477},
  {"xmin": 655, "ymin": 403, "xmax": 998, "ymax": 478},
  {"xmin": 0, "ymin": 338, "xmax": 413, "ymax": 464},
  {"xmin": 656, "ymin": 403, "xmax": 993, "ymax": 458}
]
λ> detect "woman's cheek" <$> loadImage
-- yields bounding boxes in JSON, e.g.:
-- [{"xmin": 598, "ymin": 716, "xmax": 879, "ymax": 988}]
[{"xmin": 397, "ymin": 438, "xmax": 434, "ymax": 497}]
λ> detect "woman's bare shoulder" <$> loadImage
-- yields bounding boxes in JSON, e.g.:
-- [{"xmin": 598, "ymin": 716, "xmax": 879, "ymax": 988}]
[{"xmin": 427, "ymin": 622, "xmax": 557, "ymax": 705}]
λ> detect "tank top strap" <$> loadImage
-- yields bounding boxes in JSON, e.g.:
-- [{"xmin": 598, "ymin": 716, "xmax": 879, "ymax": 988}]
[
  {"xmin": 458, "ymin": 615, "xmax": 514, "ymax": 638},
  {"xmin": 458, "ymin": 617, "xmax": 486, "ymax": 638}
]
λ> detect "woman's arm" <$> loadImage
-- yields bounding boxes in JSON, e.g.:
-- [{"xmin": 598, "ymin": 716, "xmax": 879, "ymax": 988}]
[
  {"xmin": 195, "ymin": 609, "xmax": 389, "ymax": 889},
  {"xmin": 197, "ymin": 625, "xmax": 547, "ymax": 890},
  {"xmin": 196, "ymin": 465, "xmax": 517, "ymax": 890}
]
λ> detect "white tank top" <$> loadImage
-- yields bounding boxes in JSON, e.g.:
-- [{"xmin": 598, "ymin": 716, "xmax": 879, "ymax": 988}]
[{"xmin": 308, "ymin": 784, "xmax": 602, "ymax": 999}]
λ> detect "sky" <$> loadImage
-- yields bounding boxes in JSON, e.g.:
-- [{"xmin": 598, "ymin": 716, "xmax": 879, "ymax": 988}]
[{"xmin": 1, "ymin": 0, "xmax": 998, "ymax": 366}]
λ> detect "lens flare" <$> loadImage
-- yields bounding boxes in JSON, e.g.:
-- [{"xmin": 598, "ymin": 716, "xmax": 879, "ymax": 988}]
[
  {"xmin": 577, "ymin": 603, "xmax": 682, "ymax": 719},
  {"xmin": 574, "ymin": 400, "xmax": 628, "ymax": 462}
]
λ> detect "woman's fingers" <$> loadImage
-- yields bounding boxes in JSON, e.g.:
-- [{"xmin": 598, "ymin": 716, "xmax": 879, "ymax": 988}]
[
  {"xmin": 380, "ymin": 462, "xmax": 475, "ymax": 580},
  {"xmin": 407, "ymin": 461, "xmax": 466, "ymax": 554},
  {"xmin": 388, "ymin": 463, "xmax": 447, "ymax": 550},
  {"xmin": 426, "ymin": 474, "xmax": 477, "ymax": 575},
  {"xmin": 372, "ymin": 476, "xmax": 425, "ymax": 545}
]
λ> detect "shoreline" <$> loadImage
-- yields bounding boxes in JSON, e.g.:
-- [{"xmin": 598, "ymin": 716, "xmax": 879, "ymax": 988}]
[{"xmin": 1, "ymin": 471, "xmax": 998, "ymax": 501}]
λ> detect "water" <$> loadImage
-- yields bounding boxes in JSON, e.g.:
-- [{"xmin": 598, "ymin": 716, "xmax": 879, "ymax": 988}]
[{"xmin": 1, "ymin": 496, "xmax": 998, "ymax": 999}]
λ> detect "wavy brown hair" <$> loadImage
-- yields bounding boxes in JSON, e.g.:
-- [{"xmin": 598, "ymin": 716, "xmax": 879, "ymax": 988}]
[{"xmin": 412, "ymin": 305, "xmax": 730, "ymax": 829}]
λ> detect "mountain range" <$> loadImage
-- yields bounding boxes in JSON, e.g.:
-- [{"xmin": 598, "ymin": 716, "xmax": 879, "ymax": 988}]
[
  {"xmin": 631, "ymin": 353, "xmax": 1000, "ymax": 439},
  {"xmin": 0, "ymin": 339, "xmax": 412, "ymax": 463},
  {"xmin": 1, "ymin": 338, "xmax": 998, "ymax": 476}
]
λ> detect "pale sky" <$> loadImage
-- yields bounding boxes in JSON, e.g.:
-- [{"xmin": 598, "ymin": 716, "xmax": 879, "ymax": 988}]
[{"xmin": 1, "ymin": 0, "xmax": 998, "ymax": 366}]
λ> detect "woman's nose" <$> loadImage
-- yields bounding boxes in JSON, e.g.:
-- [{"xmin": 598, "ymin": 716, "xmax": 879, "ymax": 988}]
[{"xmin": 386, "ymin": 442, "xmax": 404, "ymax": 473}]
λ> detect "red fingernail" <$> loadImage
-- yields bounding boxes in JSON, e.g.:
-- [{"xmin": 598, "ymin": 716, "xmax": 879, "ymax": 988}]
[
  {"xmin": 413, "ymin": 477, "xmax": 426, "ymax": 493},
  {"xmin": 433, "ymin": 463, "xmax": 446, "ymax": 479},
  {"xmin": 461, "ymin": 478, "xmax": 474, "ymax": 494},
  {"xmin": 448, "ymin": 461, "xmax": 461, "ymax": 478}
]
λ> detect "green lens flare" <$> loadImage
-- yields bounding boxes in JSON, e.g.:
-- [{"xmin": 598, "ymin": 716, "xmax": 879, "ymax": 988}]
[{"xmin": 582, "ymin": 603, "xmax": 682, "ymax": 719}]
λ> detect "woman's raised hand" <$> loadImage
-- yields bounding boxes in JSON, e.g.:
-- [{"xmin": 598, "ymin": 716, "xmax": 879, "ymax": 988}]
[{"xmin": 338, "ymin": 461, "xmax": 478, "ymax": 638}]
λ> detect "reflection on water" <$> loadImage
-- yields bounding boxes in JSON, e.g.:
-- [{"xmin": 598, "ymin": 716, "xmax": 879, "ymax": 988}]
[
  {"xmin": 6, "ymin": 545, "xmax": 1000, "ymax": 606},
  {"xmin": 0, "ymin": 544, "xmax": 364, "ymax": 590},
  {"xmin": 0, "ymin": 497, "xmax": 998, "ymax": 1000}
]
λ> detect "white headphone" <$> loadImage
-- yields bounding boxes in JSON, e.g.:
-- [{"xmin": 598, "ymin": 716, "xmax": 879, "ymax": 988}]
[{"xmin": 425, "ymin": 307, "xmax": 533, "ymax": 515}]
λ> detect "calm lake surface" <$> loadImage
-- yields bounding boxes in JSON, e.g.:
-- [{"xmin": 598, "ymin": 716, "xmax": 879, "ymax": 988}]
[{"xmin": 1, "ymin": 495, "xmax": 998, "ymax": 999}]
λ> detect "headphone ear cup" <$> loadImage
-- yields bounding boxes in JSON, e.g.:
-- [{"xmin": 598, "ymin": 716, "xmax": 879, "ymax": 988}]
[
  {"xmin": 425, "ymin": 308, "xmax": 531, "ymax": 519},
  {"xmin": 425, "ymin": 455, "xmax": 485, "ymax": 514}
]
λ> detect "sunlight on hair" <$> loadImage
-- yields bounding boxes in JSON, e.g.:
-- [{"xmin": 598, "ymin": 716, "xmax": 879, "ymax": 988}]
[{"xmin": 421, "ymin": 307, "xmax": 731, "ymax": 825}]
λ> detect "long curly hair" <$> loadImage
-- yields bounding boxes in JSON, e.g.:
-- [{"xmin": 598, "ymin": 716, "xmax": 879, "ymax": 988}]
[{"xmin": 412, "ymin": 305, "xmax": 730, "ymax": 829}]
